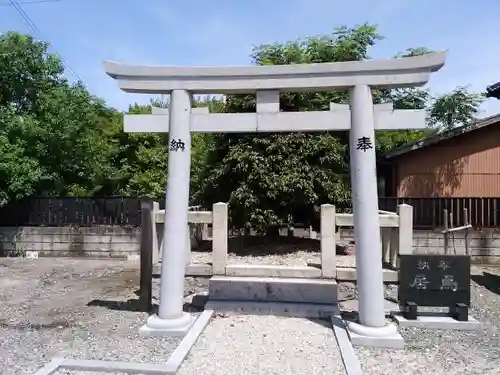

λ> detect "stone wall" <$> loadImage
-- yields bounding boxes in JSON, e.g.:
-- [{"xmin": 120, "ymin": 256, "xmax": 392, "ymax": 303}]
[
  {"xmin": 3, "ymin": 224, "xmax": 500, "ymax": 265},
  {"xmin": 0, "ymin": 226, "xmax": 140, "ymax": 258},
  {"xmin": 339, "ymin": 228, "xmax": 500, "ymax": 265}
]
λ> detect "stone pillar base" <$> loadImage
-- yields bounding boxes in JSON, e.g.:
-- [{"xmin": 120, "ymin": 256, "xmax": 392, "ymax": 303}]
[
  {"xmin": 139, "ymin": 312, "xmax": 195, "ymax": 337},
  {"xmin": 346, "ymin": 321, "xmax": 404, "ymax": 349}
]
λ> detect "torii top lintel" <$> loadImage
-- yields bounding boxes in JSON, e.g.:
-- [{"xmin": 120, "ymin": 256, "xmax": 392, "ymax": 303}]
[{"xmin": 103, "ymin": 52, "xmax": 447, "ymax": 94}]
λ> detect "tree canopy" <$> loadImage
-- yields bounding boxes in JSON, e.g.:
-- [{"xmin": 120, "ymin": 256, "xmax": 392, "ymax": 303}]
[
  {"xmin": 0, "ymin": 28, "xmax": 485, "ymax": 231},
  {"xmin": 195, "ymin": 26, "xmax": 484, "ymax": 231}
]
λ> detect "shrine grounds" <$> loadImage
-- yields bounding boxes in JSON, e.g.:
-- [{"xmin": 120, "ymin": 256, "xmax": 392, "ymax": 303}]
[{"xmin": 1, "ymin": 256, "xmax": 500, "ymax": 375}]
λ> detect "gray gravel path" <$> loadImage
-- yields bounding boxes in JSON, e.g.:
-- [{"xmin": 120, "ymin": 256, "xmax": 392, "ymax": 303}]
[
  {"xmin": 177, "ymin": 314, "xmax": 346, "ymax": 375},
  {"xmin": 57, "ymin": 372, "xmax": 129, "ymax": 375},
  {"xmin": 0, "ymin": 258, "xmax": 208, "ymax": 375},
  {"xmin": 354, "ymin": 266, "xmax": 500, "ymax": 375},
  {"xmin": 192, "ymin": 250, "xmax": 356, "ymax": 268}
]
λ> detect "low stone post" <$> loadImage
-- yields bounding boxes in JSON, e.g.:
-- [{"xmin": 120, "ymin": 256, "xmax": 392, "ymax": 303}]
[
  {"xmin": 212, "ymin": 202, "xmax": 228, "ymax": 275},
  {"xmin": 139, "ymin": 200, "xmax": 153, "ymax": 312},
  {"xmin": 320, "ymin": 204, "xmax": 336, "ymax": 278},
  {"xmin": 186, "ymin": 223, "xmax": 192, "ymax": 266},
  {"xmin": 381, "ymin": 227, "xmax": 390, "ymax": 264},
  {"xmin": 397, "ymin": 204, "xmax": 414, "ymax": 257},
  {"xmin": 152, "ymin": 201, "xmax": 160, "ymax": 265}
]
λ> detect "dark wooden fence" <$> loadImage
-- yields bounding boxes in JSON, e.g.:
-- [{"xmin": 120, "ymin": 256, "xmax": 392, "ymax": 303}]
[
  {"xmin": 379, "ymin": 197, "xmax": 500, "ymax": 229},
  {"xmin": 0, "ymin": 197, "xmax": 142, "ymax": 227},
  {"xmin": 1, "ymin": 196, "xmax": 499, "ymax": 229}
]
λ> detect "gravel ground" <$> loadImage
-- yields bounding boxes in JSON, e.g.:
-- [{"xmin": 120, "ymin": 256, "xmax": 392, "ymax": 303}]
[
  {"xmin": 191, "ymin": 250, "xmax": 356, "ymax": 268},
  {"xmin": 353, "ymin": 266, "xmax": 500, "ymax": 375},
  {"xmin": 177, "ymin": 314, "xmax": 346, "ymax": 375},
  {"xmin": 57, "ymin": 372, "xmax": 130, "ymax": 375},
  {"xmin": 0, "ymin": 258, "xmax": 208, "ymax": 375},
  {"xmin": 190, "ymin": 233, "xmax": 358, "ymax": 268},
  {"xmin": 5, "ymin": 249, "xmax": 498, "ymax": 375}
]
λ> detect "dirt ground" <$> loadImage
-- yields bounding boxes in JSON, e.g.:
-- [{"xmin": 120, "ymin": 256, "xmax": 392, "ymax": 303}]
[{"xmin": 0, "ymin": 258, "xmax": 207, "ymax": 375}]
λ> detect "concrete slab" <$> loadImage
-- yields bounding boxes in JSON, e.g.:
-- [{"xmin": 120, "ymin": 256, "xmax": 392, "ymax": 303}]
[
  {"xmin": 185, "ymin": 263, "xmax": 212, "ymax": 276},
  {"xmin": 391, "ymin": 312, "xmax": 481, "ymax": 330},
  {"xmin": 205, "ymin": 300, "xmax": 339, "ymax": 318},
  {"xmin": 340, "ymin": 298, "xmax": 399, "ymax": 314},
  {"xmin": 337, "ymin": 267, "xmax": 398, "ymax": 282},
  {"xmin": 209, "ymin": 275, "xmax": 338, "ymax": 304},
  {"xmin": 127, "ymin": 254, "xmax": 140, "ymax": 262},
  {"xmin": 60, "ymin": 358, "xmax": 175, "ymax": 374},
  {"xmin": 347, "ymin": 327, "xmax": 405, "ymax": 349},
  {"xmin": 225, "ymin": 264, "xmax": 322, "ymax": 278},
  {"xmin": 33, "ymin": 358, "xmax": 65, "ymax": 375},
  {"xmin": 330, "ymin": 315, "xmax": 364, "ymax": 375},
  {"xmin": 165, "ymin": 309, "xmax": 214, "ymax": 373},
  {"xmin": 32, "ymin": 312, "xmax": 214, "ymax": 375},
  {"xmin": 139, "ymin": 314, "xmax": 196, "ymax": 337},
  {"xmin": 153, "ymin": 263, "xmax": 212, "ymax": 277}
]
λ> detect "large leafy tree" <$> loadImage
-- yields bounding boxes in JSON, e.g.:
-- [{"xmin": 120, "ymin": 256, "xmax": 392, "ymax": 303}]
[
  {"xmin": 199, "ymin": 25, "xmax": 384, "ymax": 232},
  {"xmin": 197, "ymin": 26, "xmax": 483, "ymax": 232},
  {"xmin": 428, "ymin": 86, "xmax": 484, "ymax": 132},
  {"xmin": 0, "ymin": 31, "xmax": 116, "ymax": 204},
  {"xmin": 105, "ymin": 96, "xmax": 224, "ymax": 200},
  {"xmin": 0, "ymin": 29, "xmax": 485, "ymax": 215},
  {"xmin": 105, "ymin": 100, "xmax": 169, "ymax": 198}
]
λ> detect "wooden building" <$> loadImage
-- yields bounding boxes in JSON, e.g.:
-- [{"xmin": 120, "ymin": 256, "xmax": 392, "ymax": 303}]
[{"xmin": 383, "ymin": 113, "xmax": 500, "ymax": 198}]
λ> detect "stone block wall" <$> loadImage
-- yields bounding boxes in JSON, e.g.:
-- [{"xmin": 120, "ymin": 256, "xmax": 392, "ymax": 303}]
[
  {"xmin": 0, "ymin": 226, "xmax": 140, "ymax": 258},
  {"xmin": 339, "ymin": 228, "xmax": 500, "ymax": 265}
]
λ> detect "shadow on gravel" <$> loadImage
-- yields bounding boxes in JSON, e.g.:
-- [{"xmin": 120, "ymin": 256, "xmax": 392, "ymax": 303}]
[
  {"xmin": 0, "ymin": 320, "xmax": 73, "ymax": 330},
  {"xmin": 306, "ymin": 317, "xmax": 332, "ymax": 329},
  {"xmin": 471, "ymin": 271, "xmax": 500, "ymax": 296},
  {"xmin": 87, "ymin": 298, "xmax": 156, "ymax": 312},
  {"xmin": 87, "ymin": 298, "xmax": 203, "ymax": 314},
  {"xmin": 195, "ymin": 236, "xmax": 320, "ymax": 256}
]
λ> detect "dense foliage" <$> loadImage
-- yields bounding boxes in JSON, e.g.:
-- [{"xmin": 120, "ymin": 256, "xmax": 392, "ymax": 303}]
[{"xmin": 0, "ymin": 28, "xmax": 485, "ymax": 230}]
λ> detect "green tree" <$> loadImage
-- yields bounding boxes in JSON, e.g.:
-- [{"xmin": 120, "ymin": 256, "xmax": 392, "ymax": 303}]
[
  {"xmin": 197, "ymin": 27, "xmax": 481, "ymax": 232},
  {"xmin": 375, "ymin": 47, "xmax": 434, "ymax": 155},
  {"xmin": 105, "ymin": 100, "xmax": 169, "ymax": 198},
  {"xmin": 200, "ymin": 25, "xmax": 384, "ymax": 233},
  {"xmin": 0, "ymin": 31, "xmax": 117, "ymax": 204},
  {"xmin": 0, "ymin": 31, "xmax": 63, "ymax": 114},
  {"xmin": 0, "ymin": 107, "xmax": 43, "ymax": 205},
  {"xmin": 190, "ymin": 96, "xmax": 225, "ymax": 201},
  {"xmin": 428, "ymin": 86, "xmax": 484, "ymax": 131},
  {"xmin": 106, "ymin": 96, "xmax": 225, "ymax": 200}
]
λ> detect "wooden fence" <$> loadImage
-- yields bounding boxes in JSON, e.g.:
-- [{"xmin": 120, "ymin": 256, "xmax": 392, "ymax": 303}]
[
  {"xmin": 0, "ymin": 196, "xmax": 499, "ymax": 229},
  {"xmin": 378, "ymin": 197, "xmax": 500, "ymax": 229},
  {"xmin": 0, "ymin": 197, "xmax": 142, "ymax": 227}
]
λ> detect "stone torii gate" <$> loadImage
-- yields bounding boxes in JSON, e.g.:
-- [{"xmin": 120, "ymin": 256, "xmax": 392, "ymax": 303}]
[{"xmin": 104, "ymin": 52, "xmax": 447, "ymax": 343}]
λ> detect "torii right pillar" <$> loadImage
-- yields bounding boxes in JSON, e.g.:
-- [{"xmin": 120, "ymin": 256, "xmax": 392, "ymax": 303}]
[{"xmin": 347, "ymin": 84, "xmax": 401, "ymax": 346}]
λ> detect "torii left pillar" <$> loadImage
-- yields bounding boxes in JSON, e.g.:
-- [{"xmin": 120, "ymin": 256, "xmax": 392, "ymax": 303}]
[{"xmin": 140, "ymin": 89, "xmax": 194, "ymax": 336}]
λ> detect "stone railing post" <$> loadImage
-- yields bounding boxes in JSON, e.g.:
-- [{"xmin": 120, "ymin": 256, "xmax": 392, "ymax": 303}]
[
  {"xmin": 381, "ymin": 227, "xmax": 390, "ymax": 264},
  {"xmin": 202, "ymin": 223, "xmax": 210, "ymax": 240},
  {"xmin": 320, "ymin": 204, "xmax": 336, "ymax": 278},
  {"xmin": 139, "ymin": 200, "xmax": 153, "ymax": 312},
  {"xmin": 397, "ymin": 204, "xmax": 413, "ymax": 256},
  {"xmin": 185, "ymin": 223, "xmax": 192, "ymax": 266},
  {"xmin": 212, "ymin": 202, "xmax": 228, "ymax": 275},
  {"xmin": 152, "ymin": 201, "xmax": 160, "ymax": 264}
]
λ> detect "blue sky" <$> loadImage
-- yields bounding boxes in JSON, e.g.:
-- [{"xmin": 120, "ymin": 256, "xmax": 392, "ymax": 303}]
[{"xmin": 2, "ymin": 0, "xmax": 500, "ymax": 117}]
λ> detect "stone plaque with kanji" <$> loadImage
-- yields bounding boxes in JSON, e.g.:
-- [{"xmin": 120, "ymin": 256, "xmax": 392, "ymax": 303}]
[{"xmin": 398, "ymin": 254, "xmax": 471, "ymax": 308}]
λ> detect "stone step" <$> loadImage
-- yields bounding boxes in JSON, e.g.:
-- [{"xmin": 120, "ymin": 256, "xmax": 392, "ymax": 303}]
[
  {"xmin": 225, "ymin": 264, "xmax": 322, "ymax": 278},
  {"xmin": 209, "ymin": 276, "xmax": 338, "ymax": 304},
  {"xmin": 205, "ymin": 300, "xmax": 339, "ymax": 319},
  {"xmin": 153, "ymin": 263, "xmax": 212, "ymax": 277},
  {"xmin": 337, "ymin": 267, "xmax": 398, "ymax": 283}
]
